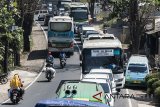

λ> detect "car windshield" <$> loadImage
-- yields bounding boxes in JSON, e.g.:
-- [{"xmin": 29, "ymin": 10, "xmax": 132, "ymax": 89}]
[
  {"xmin": 100, "ymin": 83, "xmax": 110, "ymax": 93},
  {"xmin": 50, "ymin": 22, "xmax": 72, "ymax": 32},
  {"xmin": 128, "ymin": 64, "xmax": 147, "ymax": 72}
]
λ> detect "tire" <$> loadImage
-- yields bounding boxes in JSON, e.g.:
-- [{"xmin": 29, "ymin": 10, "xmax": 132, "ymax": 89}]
[{"xmin": 0, "ymin": 77, "xmax": 8, "ymax": 84}]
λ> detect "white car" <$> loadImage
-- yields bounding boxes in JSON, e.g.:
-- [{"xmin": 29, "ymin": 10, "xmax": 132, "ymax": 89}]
[
  {"xmin": 34, "ymin": 10, "xmax": 48, "ymax": 21},
  {"xmin": 82, "ymin": 73, "xmax": 114, "ymax": 91},
  {"xmin": 81, "ymin": 79, "xmax": 115, "ymax": 107},
  {"xmin": 89, "ymin": 69, "xmax": 116, "ymax": 92},
  {"xmin": 80, "ymin": 26, "xmax": 95, "ymax": 43}
]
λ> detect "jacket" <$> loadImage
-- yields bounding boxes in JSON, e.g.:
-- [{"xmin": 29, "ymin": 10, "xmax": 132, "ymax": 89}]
[{"xmin": 10, "ymin": 74, "xmax": 23, "ymax": 89}]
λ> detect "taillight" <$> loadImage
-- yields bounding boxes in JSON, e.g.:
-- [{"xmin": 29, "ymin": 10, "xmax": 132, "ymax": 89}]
[
  {"xmin": 48, "ymin": 42, "xmax": 52, "ymax": 47},
  {"xmin": 70, "ymin": 42, "xmax": 74, "ymax": 48}
]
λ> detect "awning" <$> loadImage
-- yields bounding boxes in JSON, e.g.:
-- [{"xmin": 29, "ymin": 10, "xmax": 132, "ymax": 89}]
[{"xmin": 146, "ymin": 29, "xmax": 160, "ymax": 35}]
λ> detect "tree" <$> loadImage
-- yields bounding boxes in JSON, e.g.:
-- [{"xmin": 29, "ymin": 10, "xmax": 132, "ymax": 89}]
[
  {"xmin": 16, "ymin": 0, "xmax": 39, "ymax": 51},
  {"xmin": 0, "ymin": 0, "xmax": 23, "ymax": 72},
  {"xmin": 81, "ymin": 0, "xmax": 96, "ymax": 18},
  {"xmin": 129, "ymin": 0, "xmax": 156, "ymax": 53}
]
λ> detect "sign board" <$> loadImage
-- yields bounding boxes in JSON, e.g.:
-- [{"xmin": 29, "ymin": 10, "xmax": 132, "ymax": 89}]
[{"xmin": 91, "ymin": 49, "xmax": 114, "ymax": 57}]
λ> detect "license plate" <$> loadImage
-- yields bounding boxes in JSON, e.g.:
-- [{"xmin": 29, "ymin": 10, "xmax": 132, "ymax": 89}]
[{"xmin": 133, "ymin": 81, "xmax": 141, "ymax": 83}]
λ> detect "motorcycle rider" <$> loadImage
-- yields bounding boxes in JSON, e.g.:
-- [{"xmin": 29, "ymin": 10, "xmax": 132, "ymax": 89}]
[
  {"xmin": 43, "ymin": 63, "xmax": 56, "ymax": 78},
  {"xmin": 46, "ymin": 52, "xmax": 54, "ymax": 68},
  {"xmin": 59, "ymin": 52, "xmax": 66, "ymax": 61},
  {"xmin": 9, "ymin": 74, "xmax": 24, "ymax": 99}
]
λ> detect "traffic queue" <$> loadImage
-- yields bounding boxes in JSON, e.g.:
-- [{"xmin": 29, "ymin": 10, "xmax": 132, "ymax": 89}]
[{"xmin": 33, "ymin": 1, "xmax": 151, "ymax": 107}]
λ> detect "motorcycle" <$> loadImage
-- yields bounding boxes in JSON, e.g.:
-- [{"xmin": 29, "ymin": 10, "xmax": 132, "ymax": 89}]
[
  {"xmin": 10, "ymin": 89, "xmax": 21, "ymax": 104},
  {"xmin": 0, "ymin": 73, "xmax": 8, "ymax": 84},
  {"xmin": 45, "ymin": 63, "xmax": 55, "ymax": 82},
  {"xmin": 46, "ymin": 69, "xmax": 54, "ymax": 82},
  {"xmin": 59, "ymin": 52, "xmax": 66, "ymax": 68}
]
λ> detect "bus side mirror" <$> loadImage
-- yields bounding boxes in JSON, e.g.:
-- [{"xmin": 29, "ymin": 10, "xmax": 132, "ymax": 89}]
[{"xmin": 80, "ymin": 63, "xmax": 82, "ymax": 66}]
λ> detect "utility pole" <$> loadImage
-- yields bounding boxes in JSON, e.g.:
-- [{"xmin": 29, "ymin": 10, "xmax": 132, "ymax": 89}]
[{"xmin": 129, "ymin": 0, "xmax": 139, "ymax": 54}]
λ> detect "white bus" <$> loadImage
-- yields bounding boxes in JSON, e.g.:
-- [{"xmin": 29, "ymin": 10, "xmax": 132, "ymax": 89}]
[
  {"xmin": 48, "ymin": 16, "xmax": 74, "ymax": 55},
  {"xmin": 80, "ymin": 34, "xmax": 125, "ymax": 92}
]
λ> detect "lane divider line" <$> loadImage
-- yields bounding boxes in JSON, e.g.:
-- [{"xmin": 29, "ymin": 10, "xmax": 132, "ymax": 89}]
[
  {"xmin": 126, "ymin": 89, "xmax": 133, "ymax": 107},
  {"xmin": 73, "ymin": 38, "xmax": 82, "ymax": 79},
  {"xmin": 1, "ymin": 21, "xmax": 46, "ymax": 105}
]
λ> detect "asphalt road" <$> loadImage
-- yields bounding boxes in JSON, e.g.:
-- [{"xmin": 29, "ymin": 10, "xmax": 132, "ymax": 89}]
[{"xmin": 0, "ymin": 21, "xmax": 150, "ymax": 107}]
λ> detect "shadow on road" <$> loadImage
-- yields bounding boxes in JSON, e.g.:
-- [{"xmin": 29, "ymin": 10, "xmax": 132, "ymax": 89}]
[
  {"xmin": 37, "ymin": 80, "xmax": 49, "ymax": 82},
  {"xmin": 27, "ymin": 50, "xmax": 47, "ymax": 60},
  {"xmin": 1, "ymin": 102, "xmax": 16, "ymax": 105},
  {"xmin": 125, "ymin": 86, "xmax": 147, "ymax": 91}
]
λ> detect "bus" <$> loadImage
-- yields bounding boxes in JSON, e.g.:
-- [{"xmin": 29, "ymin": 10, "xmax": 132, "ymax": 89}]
[
  {"xmin": 48, "ymin": 16, "xmax": 74, "ymax": 55},
  {"xmin": 80, "ymin": 34, "xmax": 125, "ymax": 92},
  {"xmin": 68, "ymin": 2, "xmax": 89, "ymax": 33}
]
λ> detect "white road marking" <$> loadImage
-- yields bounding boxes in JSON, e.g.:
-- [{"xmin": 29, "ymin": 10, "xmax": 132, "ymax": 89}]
[
  {"xmin": 73, "ymin": 39, "xmax": 82, "ymax": 79},
  {"xmin": 1, "ymin": 21, "xmax": 46, "ymax": 104},
  {"xmin": 126, "ymin": 89, "xmax": 133, "ymax": 107}
]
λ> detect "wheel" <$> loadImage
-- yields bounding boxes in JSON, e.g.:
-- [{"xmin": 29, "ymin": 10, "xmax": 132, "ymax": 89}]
[{"xmin": 0, "ymin": 77, "xmax": 8, "ymax": 84}]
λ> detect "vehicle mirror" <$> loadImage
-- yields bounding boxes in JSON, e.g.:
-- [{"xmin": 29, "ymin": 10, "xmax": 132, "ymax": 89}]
[
  {"xmin": 79, "ymin": 54, "xmax": 82, "ymax": 61},
  {"xmin": 80, "ymin": 63, "xmax": 82, "ymax": 66}
]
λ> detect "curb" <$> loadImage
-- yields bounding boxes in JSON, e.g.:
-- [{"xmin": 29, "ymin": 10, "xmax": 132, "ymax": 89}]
[{"xmin": 1, "ymin": 21, "xmax": 47, "ymax": 104}]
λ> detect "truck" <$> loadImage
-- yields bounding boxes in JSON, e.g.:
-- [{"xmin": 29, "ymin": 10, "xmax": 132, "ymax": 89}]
[
  {"xmin": 48, "ymin": 16, "xmax": 74, "ymax": 55},
  {"xmin": 80, "ymin": 34, "xmax": 125, "ymax": 92}
]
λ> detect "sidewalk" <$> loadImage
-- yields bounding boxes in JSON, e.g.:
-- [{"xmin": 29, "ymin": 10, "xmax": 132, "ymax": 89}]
[{"xmin": 0, "ymin": 22, "xmax": 47, "ymax": 103}]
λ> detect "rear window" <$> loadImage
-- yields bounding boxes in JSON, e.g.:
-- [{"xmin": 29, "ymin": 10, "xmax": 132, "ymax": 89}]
[
  {"xmin": 128, "ymin": 64, "xmax": 147, "ymax": 72},
  {"xmin": 43, "ymin": 11, "xmax": 48, "ymax": 13}
]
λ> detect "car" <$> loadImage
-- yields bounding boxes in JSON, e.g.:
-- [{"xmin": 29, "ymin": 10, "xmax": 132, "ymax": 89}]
[
  {"xmin": 44, "ymin": 14, "xmax": 53, "ymax": 26},
  {"xmin": 35, "ymin": 98, "xmax": 110, "ymax": 107},
  {"xmin": 85, "ymin": 30, "xmax": 100, "ymax": 37},
  {"xmin": 80, "ymin": 26, "xmax": 95, "ymax": 43},
  {"xmin": 89, "ymin": 69, "xmax": 117, "ymax": 92},
  {"xmin": 81, "ymin": 78, "xmax": 115, "ymax": 107},
  {"xmin": 125, "ymin": 54, "xmax": 150, "ymax": 87},
  {"xmin": 56, "ymin": 80, "xmax": 109, "ymax": 106},
  {"xmin": 82, "ymin": 73, "xmax": 115, "ymax": 91},
  {"xmin": 87, "ymin": 34, "xmax": 101, "ymax": 40},
  {"xmin": 37, "ymin": 10, "xmax": 48, "ymax": 21}
]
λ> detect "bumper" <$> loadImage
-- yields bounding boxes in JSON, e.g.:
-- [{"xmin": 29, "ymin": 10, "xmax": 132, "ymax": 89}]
[
  {"xmin": 115, "ymin": 78, "xmax": 125, "ymax": 89},
  {"xmin": 48, "ymin": 47, "xmax": 74, "ymax": 52},
  {"xmin": 125, "ymin": 80, "xmax": 146, "ymax": 87}
]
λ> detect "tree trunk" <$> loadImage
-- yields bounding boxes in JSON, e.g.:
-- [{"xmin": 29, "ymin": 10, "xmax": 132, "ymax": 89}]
[
  {"xmin": 23, "ymin": 13, "xmax": 34, "ymax": 52},
  {"xmin": 89, "ymin": 0, "xmax": 95, "ymax": 18},
  {"xmin": 4, "ymin": 40, "xmax": 8, "ymax": 73}
]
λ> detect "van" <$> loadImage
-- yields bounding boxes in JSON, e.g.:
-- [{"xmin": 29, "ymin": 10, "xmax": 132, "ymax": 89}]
[
  {"xmin": 125, "ymin": 55, "xmax": 150, "ymax": 87},
  {"xmin": 34, "ymin": 10, "xmax": 48, "ymax": 21}
]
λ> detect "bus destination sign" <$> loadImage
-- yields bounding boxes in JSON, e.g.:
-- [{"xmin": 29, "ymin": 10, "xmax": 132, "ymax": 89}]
[{"xmin": 91, "ymin": 49, "xmax": 114, "ymax": 57}]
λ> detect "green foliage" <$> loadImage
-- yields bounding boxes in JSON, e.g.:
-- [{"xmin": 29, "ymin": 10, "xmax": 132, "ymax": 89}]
[
  {"xmin": 145, "ymin": 72, "xmax": 160, "ymax": 82},
  {"xmin": 152, "ymin": 80, "xmax": 160, "ymax": 90},
  {"xmin": 0, "ymin": 0, "xmax": 23, "ymax": 72},
  {"xmin": 154, "ymin": 86, "xmax": 160, "ymax": 100},
  {"xmin": 147, "ymin": 78, "xmax": 159, "ymax": 88}
]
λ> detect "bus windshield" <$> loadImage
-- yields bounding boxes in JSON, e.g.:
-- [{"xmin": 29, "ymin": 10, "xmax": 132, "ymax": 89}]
[
  {"xmin": 71, "ymin": 10, "xmax": 88, "ymax": 20},
  {"xmin": 50, "ymin": 22, "xmax": 72, "ymax": 32},
  {"xmin": 82, "ymin": 48, "xmax": 122, "ymax": 74}
]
